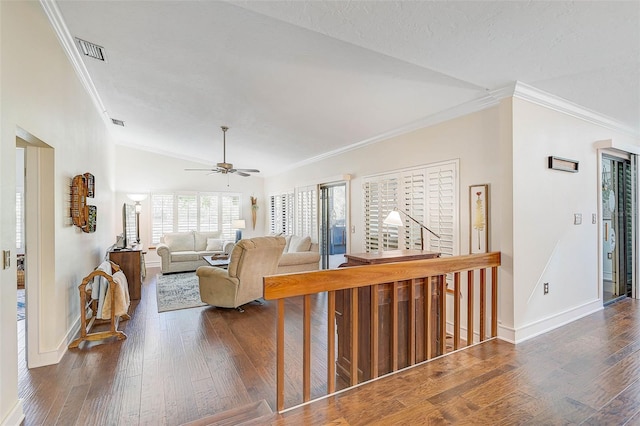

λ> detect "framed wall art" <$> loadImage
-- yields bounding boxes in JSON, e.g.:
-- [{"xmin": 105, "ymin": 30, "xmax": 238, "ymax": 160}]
[{"xmin": 469, "ymin": 184, "xmax": 489, "ymax": 254}]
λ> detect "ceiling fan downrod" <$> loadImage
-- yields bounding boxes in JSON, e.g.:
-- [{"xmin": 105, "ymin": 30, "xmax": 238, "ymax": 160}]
[{"xmin": 217, "ymin": 126, "xmax": 232, "ymax": 170}]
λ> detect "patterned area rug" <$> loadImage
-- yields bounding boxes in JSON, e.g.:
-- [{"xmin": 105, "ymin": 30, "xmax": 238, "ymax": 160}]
[{"xmin": 156, "ymin": 272, "xmax": 207, "ymax": 313}]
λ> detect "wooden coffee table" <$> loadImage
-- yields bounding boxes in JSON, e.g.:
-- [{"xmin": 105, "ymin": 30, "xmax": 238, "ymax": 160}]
[{"xmin": 203, "ymin": 255, "xmax": 230, "ymax": 269}]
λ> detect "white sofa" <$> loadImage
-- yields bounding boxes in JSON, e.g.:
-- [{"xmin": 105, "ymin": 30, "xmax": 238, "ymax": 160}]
[
  {"xmin": 276, "ymin": 235, "xmax": 320, "ymax": 274},
  {"xmin": 156, "ymin": 231, "xmax": 235, "ymax": 274}
]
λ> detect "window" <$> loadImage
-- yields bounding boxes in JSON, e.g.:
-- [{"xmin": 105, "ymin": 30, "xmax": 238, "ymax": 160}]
[
  {"xmin": 177, "ymin": 194, "xmax": 197, "ymax": 232},
  {"xmin": 363, "ymin": 160, "xmax": 459, "ymax": 260},
  {"xmin": 295, "ymin": 186, "xmax": 317, "ymax": 240},
  {"xmin": 270, "ymin": 192, "xmax": 294, "ymax": 235},
  {"xmin": 364, "ymin": 177, "xmax": 398, "ymax": 251},
  {"xmin": 151, "ymin": 194, "xmax": 174, "ymax": 243},
  {"xmin": 16, "ymin": 192, "xmax": 23, "ymax": 249},
  {"xmin": 151, "ymin": 192, "xmax": 241, "ymax": 243},
  {"xmin": 269, "ymin": 187, "xmax": 317, "ymax": 239}
]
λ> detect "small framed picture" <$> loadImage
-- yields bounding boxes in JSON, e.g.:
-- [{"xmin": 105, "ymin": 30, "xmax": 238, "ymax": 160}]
[{"xmin": 469, "ymin": 184, "xmax": 489, "ymax": 254}]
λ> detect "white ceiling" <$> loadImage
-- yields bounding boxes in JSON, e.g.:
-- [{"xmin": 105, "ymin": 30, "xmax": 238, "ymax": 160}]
[{"xmin": 51, "ymin": 1, "xmax": 639, "ymax": 176}]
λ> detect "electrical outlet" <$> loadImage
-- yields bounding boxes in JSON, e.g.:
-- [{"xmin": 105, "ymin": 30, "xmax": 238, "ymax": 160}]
[{"xmin": 544, "ymin": 282, "xmax": 549, "ymax": 295}]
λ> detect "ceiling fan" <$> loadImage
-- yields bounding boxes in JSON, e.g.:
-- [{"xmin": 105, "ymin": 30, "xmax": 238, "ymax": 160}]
[{"xmin": 185, "ymin": 126, "xmax": 260, "ymax": 177}]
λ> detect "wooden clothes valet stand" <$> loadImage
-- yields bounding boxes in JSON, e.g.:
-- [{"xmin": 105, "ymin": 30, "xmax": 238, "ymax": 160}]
[{"xmin": 69, "ymin": 261, "xmax": 130, "ymax": 349}]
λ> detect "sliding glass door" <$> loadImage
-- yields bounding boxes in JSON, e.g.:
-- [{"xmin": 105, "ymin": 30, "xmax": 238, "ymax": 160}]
[{"xmin": 602, "ymin": 155, "xmax": 635, "ymax": 304}]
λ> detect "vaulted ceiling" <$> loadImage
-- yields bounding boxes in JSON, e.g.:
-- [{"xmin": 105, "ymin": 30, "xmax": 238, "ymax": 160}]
[{"xmin": 48, "ymin": 1, "xmax": 639, "ymax": 176}]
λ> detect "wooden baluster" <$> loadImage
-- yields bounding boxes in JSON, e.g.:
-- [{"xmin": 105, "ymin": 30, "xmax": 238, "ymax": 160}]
[
  {"xmin": 439, "ymin": 275, "xmax": 446, "ymax": 355},
  {"xmin": 392, "ymin": 281, "xmax": 399, "ymax": 372},
  {"xmin": 480, "ymin": 268, "xmax": 486, "ymax": 342},
  {"xmin": 453, "ymin": 272, "xmax": 460, "ymax": 350},
  {"xmin": 327, "ymin": 291, "xmax": 336, "ymax": 394},
  {"xmin": 425, "ymin": 276, "xmax": 432, "ymax": 359},
  {"xmin": 371, "ymin": 284, "xmax": 379, "ymax": 379},
  {"xmin": 277, "ymin": 298, "xmax": 285, "ymax": 412},
  {"xmin": 467, "ymin": 270, "xmax": 474, "ymax": 347},
  {"xmin": 491, "ymin": 266, "xmax": 498, "ymax": 338},
  {"xmin": 409, "ymin": 278, "xmax": 416, "ymax": 366},
  {"xmin": 303, "ymin": 294, "xmax": 311, "ymax": 402},
  {"xmin": 350, "ymin": 287, "xmax": 359, "ymax": 386}
]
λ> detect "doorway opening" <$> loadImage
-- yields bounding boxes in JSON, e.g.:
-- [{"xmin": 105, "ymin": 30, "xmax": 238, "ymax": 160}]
[
  {"xmin": 319, "ymin": 183, "xmax": 347, "ymax": 269},
  {"xmin": 602, "ymin": 154, "xmax": 635, "ymax": 305}
]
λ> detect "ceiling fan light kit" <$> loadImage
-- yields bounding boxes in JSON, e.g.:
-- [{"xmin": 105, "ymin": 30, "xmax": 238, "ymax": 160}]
[{"xmin": 185, "ymin": 126, "xmax": 260, "ymax": 177}]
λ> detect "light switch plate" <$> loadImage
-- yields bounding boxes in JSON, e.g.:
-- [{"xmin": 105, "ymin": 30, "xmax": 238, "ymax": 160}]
[
  {"xmin": 592, "ymin": 213, "xmax": 597, "ymax": 224},
  {"xmin": 574, "ymin": 213, "xmax": 582, "ymax": 225},
  {"xmin": 3, "ymin": 250, "xmax": 10, "ymax": 269}
]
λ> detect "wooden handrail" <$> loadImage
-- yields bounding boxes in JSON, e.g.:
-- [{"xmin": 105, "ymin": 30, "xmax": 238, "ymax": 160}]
[
  {"xmin": 264, "ymin": 252, "xmax": 501, "ymax": 412},
  {"xmin": 264, "ymin": 252, "xmax": 501, "ymax": 300}
]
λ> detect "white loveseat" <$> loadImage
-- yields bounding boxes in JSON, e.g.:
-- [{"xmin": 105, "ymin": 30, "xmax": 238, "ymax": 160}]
[
  {"xmin": 156, "ymin": 231, "xmax": 234, "ymax": 274},
  {"xmin": 276, "ymin": 235, "xmax": 320, "ymax": 274}
]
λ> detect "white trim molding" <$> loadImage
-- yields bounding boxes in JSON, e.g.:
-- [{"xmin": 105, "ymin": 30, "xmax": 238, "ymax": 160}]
[
  {"xmin": 0, "ymin": 400, "xmax": 24, "ymax": 426},
  {"xmin": 510, "ymin": 299, "xmax": 603, "ymax": 344},
  {"xmin": 39, "ymin": 0, "xmax": 111, "ymax": 127}
]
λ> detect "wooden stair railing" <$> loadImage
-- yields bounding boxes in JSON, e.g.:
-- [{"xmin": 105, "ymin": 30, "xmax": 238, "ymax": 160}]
[{"xmin": 263, "ymin": 251, "xmax": 501, "ymax": 412}]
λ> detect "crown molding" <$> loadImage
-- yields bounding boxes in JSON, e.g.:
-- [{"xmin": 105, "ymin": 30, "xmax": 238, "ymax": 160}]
[
  {"xmin": 276, "ymin": 90, "xmax": 502, "ymax": 176},
  {"xmin": 39, "ymin": 0, "xmax": 111, "ymax": 126},
  {"xmin": 512, "ymin": 81, "xmax": 638, "ymax": 138}
]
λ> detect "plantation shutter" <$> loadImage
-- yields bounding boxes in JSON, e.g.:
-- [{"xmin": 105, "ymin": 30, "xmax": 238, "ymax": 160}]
[
  {"xmin": 177, "ymin": 194, "xmax": 197, "ymax": 232},
  {"xmin": 269, "ymin": 192, "xmax": 294, "ymax": 234},
  {"xmin": 199, "ymin": 194, "xmax": 219, "ymax": 232},
  {"xmin": 363, "ymin": 160, "xmax": 458, "ymax": 257},
  {"xmin": 220, "ymin": 194, "xmax": 240, "ymax": 240},
  {"xmin": 295, "ymin": 186, "xmax": 317, "ymax": 240},
  {"xmin": 364, "ymin": 176, "xmax": 399, "ymax": 251},
  {"xmin": 426, "ymin": 161, "xmax": 459, "ymax": 286},
  {"xmin": 152, "ymin": 192, "xmax": 240, "ymax": 243},
  {"xmin": 400, "ymin": 170, "xmax": 426, "ymax": 249},
  {"xmin": 152, "ymin": 194, "xmax": 174, "ymax": 243},
  {"xmin": 16, "ymin": 192, "xmax": 22, "ymax": 249}
]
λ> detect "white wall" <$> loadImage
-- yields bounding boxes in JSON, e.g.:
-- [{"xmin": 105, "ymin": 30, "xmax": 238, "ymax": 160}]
[
  {"xmin": 510, "ymin": 98, "xmax": 639, "ymax": 342},
  {"xmin": 1, "ymin": 2, "xmax": 117, "ymax": 424},
  {"xmin": 266, "ymin": 106, "xmax": 505, "ymax": 252},
  {"xmin": 113, "ymin": 145, "xmax": 266, "ymax": 265}
]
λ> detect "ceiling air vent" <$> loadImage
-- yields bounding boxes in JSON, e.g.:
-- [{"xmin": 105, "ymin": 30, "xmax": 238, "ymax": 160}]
[
  {"xmin": 111, "ymin": 118, "xmax": 125, "ymax": 127},
  {"xmin": 75, "ymin": 37, "xmax": 106, "ymax": 61}
]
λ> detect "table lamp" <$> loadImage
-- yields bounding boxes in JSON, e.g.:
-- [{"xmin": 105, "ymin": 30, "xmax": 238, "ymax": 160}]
[{"xmin": 232, "ymin": 219, "xmax": 246, "ymax": 242}]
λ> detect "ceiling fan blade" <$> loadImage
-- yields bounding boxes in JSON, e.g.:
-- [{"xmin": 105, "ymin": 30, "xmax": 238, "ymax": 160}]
[
  {"xmin": 234, "ymin": 171, "xmax": 250, "ymax": 177},
  {"xmin": 234, "ymin": 168, "xmax": 260, "ymax": 173},
  {"xmin": 185, "ymin": 168, "xmax": 217, "ymax": 171}
]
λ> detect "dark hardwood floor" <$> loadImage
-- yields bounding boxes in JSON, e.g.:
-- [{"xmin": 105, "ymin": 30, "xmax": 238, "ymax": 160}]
[{"xmin": 17, "ymin": 268, "xmax": 640, "ymax": 425}]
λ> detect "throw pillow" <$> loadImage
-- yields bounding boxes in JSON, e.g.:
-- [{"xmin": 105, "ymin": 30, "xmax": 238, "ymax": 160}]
[
  {"xmin": 288, "ymin": 235, "xmax": 312, "ymax": 253},
  {"xmin": 206, "ymin": 238, "xmax": 224, "ymax": 251}
]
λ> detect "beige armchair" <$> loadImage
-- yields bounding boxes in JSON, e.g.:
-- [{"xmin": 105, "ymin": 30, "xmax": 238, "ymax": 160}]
[{"xmin": 196, "ymin": 236, "xmax": 286, "ymax": 311}]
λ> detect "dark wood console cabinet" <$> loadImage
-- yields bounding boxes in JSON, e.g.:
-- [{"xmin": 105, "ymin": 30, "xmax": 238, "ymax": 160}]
[
  {"xmin": 336, "ymin": 249, "xmax": 441, "ymax": 381},
  {"xmin": 109, "ymin": 245, "xmax": 143, "ymax": 300}
]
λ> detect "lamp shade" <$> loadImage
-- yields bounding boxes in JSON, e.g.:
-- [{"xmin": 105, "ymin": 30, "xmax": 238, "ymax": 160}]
[
  {"xmin": 232, "ymin": 219, "xmax": 246, "ymax": 229},
  {"xmin": 127, "ymin": 193, "xmax": 148, "ymax": 202},
  {"xmin": 383, "ymin": 210, "xmax": 404, "ymax": 227}
]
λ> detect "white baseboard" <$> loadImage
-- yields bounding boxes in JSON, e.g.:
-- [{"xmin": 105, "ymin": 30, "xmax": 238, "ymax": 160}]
[
  {"xmin": 145, "ymin": 260, "xmax": 160, "ymax": 268},
  {"xmin": 28, "ymin": 316, "xmax": 80, "ymax": 368},
  {"xmin": 0, "ymin": 399, "xmax": 24, "ymax": 426},
  {"xmin": 511, "ymin": 299, "xmax": 603, "ymax": 344}
]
